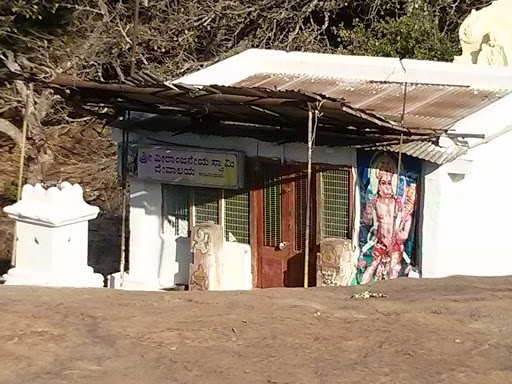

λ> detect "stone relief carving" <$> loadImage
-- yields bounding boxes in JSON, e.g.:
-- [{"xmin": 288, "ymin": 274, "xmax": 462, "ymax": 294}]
[
  {"xmin": 190, "ymin": 264, "xmax": 209, "ymax": 290},
  {"xmin": 189, "ymin": 223, "xmax": 223, "ymax": 291},
  {"xmin": 192, "ymin": 228, "xmax": 211, "ymax": 255},
  {"xmin": 316, "ymin": 239, "xmax": 356, "ymax": 287}
]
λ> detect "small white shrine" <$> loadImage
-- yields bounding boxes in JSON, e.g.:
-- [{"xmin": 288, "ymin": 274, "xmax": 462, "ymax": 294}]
[{"xmin": 2, "ymin": 182, "xmax": 104, "ymax": 287}]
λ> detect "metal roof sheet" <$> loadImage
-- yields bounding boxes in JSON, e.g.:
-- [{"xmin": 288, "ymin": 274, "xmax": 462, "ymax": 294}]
[
  {"xmin": 363, "ymin": 141, "xmax": 468, "ymax": 164},
  {"xmin": 234, "ymin": 73, "xmax": 511, "ymax": 131}
]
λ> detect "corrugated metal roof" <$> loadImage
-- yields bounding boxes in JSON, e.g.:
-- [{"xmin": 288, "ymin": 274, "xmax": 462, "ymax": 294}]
[
  {"xmin": 234, "ymin": 73, "xmax": 510, "ymax": 131},
  {"xmin": 363, "ymin": 141, "xmax": 468, "ymax": 164}
]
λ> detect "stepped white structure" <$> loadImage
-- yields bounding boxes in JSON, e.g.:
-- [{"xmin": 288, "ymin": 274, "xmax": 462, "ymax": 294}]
[{"xmin": 3, "ymin": 182, "xmax": 103, "ymax": 287}]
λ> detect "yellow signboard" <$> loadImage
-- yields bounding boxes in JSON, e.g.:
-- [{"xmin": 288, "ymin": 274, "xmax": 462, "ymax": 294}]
[{"xmin": 136, "ymin": 146, "xmax": 244, "ymax": 189}]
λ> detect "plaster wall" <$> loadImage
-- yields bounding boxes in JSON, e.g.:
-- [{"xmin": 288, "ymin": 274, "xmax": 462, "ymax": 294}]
[
  {"xmin": 421, "ymin": 96, "xmax": 512, "ymax": 277},
  {"xmin": 126, "ymin": 179, "xmax": 167, "ymax": 288},
  {"xmin": 113, "ymin": 129, "xmax": 355, "ymax": 166},
  {"xmin": 220, "ymin": 242, "xmax": 252, "ymax": 290},
  {"xmin": 52, "ymin": 221, "xmax": 89, "ymax": 273},
  {"xmin": 15, "ymin": 222, "xmax": 53, "ymax": 274}
]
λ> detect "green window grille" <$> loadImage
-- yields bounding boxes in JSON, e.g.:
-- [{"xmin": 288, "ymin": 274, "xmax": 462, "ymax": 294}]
[
  {"xmin": 162, "ymin": 185, "xmax": 190, "ymax": 237},
  {"xmin": 321, "ymin": 169, "xmax": 351, "ymax": 239},
  {"xmin": 194, "ymin": 187, "xmax": 220, "ymax": 225},
  {"xmin": 263, "ymin": 166, "xmax": 281, "ymax": 247},
  {"xmin": 224, "ymin": 189, "xmax": 250, "ymax": 244}
]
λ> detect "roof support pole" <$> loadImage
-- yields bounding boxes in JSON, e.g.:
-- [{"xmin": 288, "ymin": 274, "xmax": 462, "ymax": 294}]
[
  {"xmin": 119, "ymin": 126, "xmax": 129, "ymax": 286},
  {"xmin": 390, "ymin": 133, "xmax": 404, "ymax": 276},
  {"xmin": 396, "ymin": 134, "xmax": 404, "ymax": 186},
  {"xmin": 119, "ymin": 0, "xmax": 142, "ymax": 286},
  {"xmin": 304, "ymin": 107, "xmax": 316, "ymax": 288},
  {"xmin": 389, "ymin": 82, "xmax": 407, "ymax": 275}
]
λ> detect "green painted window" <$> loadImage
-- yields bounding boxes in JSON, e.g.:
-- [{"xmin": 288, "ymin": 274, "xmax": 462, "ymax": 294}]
[
  {"xmin": 321, "ymin": 169, "xmax": 351, "ymax": 239},
  {"xmin": 224, "ymin": 189, "xmax": 250, "ymax": 244},
  {"xmin": 162, "ymin": 184, "xmax": 190, "ymax": 237},
  {"xmin": 193, "ymin": 187, "xmax": 220, "ymax": 225},
  {"xmin": 263, "ymin": 166, "xmax": 281, "ymax": 247}
]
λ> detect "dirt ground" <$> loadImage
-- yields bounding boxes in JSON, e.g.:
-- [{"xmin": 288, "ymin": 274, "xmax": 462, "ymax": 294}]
[{"xmin": 1, "ymin": 276, "xmax": 512, "ymax": 384}]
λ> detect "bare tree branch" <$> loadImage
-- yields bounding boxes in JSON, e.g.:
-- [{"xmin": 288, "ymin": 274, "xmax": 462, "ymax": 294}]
[{"xmin": 0, "ymin": 118, "xmax": 22, "ymax": 145}]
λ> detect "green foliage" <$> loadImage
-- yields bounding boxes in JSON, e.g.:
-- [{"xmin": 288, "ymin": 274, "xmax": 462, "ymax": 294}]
[
  {"xmin": 334, "ymin": 0, "xmax": 489, "ymax": 61},
  {"xmin": 5, "ymin": 0, "xmax": 62, "ymax": 20},
  {"xmin": 336, "ymin": 13, "xmax": 458, "ymax": 61},
  {"xmin": 0, "ymin": 0, "xmax": 70, "ymax": 45}
]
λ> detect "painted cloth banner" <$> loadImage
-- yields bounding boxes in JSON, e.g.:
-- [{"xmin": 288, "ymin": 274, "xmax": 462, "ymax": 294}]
[{"xmin": 354, "ymin": 151, "xmax": 420, "ymax": 285}]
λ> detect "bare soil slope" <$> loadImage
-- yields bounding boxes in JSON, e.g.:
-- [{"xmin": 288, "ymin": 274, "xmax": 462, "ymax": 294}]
[{"xmin": 1, "ymin": 276, "xmax": 512, "ymax": 384}]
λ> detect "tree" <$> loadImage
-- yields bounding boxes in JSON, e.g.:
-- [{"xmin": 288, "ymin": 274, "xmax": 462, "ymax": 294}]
[{"xmin": 1, "ymin": 0, "xmax": 491, "ymax": 80}]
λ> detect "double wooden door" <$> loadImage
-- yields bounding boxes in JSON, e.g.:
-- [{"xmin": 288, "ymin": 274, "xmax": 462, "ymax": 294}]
[{"xmin": 252, "ymin": 162, "xmax": 317, "ymax": 288}]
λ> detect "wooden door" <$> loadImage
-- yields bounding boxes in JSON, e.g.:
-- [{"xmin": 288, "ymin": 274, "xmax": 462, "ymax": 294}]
[{"xmin": 253, "ymin": 162, "xmax": 316, "ymax": 288}]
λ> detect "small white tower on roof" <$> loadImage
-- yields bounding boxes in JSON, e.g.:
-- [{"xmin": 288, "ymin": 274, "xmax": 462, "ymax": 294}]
[{"xmin": 455, "ymin": 0, "xmax": 512, "ymax": 66}]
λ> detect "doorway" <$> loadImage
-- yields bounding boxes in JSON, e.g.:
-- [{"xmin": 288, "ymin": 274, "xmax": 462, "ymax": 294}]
[
  {"xmin": 252, "ymin": 161, "xmax": 316, "ymax": 288},
  {"xmin": 251, "ymin": 160, "xmax": 353, "ymax": 288}
]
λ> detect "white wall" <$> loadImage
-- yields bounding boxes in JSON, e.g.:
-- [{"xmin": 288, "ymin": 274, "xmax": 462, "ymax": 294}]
[
  {"xmin": 117, "ymin": 129, "xmax": 356, "ymax": 167},
  {"xmin": 421, "ymin": 97, "xmax": 512, "ymax": 277},
  {"xmin": 454, "ymin": 131, "xmax": 512, "ymax": 276},
  {"xmin": 127, "ymin": 180, "xmax": 164, "ymax": 286},
  {"xmin": 125, "ymin": 179, "xmax": 194, "ymax": 290},
  {"xmin": 220, "ymin": 242, "xmax": 252, "ymax": 290},
  {"xmin": 421, "ymin": 163, "xmax": 468, "ymax": 277}
]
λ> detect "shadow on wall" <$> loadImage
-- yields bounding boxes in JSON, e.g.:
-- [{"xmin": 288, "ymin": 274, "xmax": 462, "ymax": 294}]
[
  {"xmin": 0, "ymin": 259, "xmax": 10, "ymax": 277},
  {"xmin": 285, "ymin": 251, "xmax": 317, "ymax": 287},
  {"xmin": 157, "ymin": 234, "xmax": 191, "ymax": 288},
  {"xmin": 88, "ymin": 213, "xmax": 122, "ymax": 277},
  {"xmin": 174, "ymin": 236, "xmax": 193, "ymax": 286}
]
